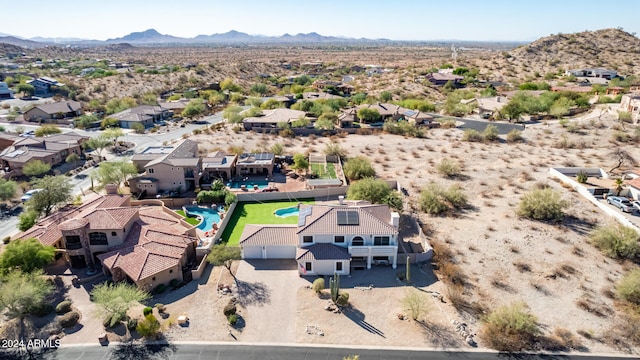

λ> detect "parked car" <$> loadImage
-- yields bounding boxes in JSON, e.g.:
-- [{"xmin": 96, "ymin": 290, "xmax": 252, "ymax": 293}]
[
  {"xmin": 607, "ymin": 196, "xmax": 634, "ymax": 212},
  {"xmin": 632, "ymin": 200, "xmax": 640, "ymax": 213},
  {"xmin": 21, "ymin": 189, "xmax": 43, "ymax": 202}
]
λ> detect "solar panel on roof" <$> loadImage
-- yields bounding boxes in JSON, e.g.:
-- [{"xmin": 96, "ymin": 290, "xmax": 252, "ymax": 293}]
[
  {"xmin": 347, "ymin": 211, "xmax": 359, "ymax": 225},
  {"xmin": 336, "ymin": 210, "xmax": 348, "ymax": 225},
  {"xmin": 404, "ymin": 110, "xmax": 417, "ymax": 117}
]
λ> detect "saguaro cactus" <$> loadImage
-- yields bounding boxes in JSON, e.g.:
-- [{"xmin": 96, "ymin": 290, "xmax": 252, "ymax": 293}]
[
  {"xmin": 406, "ymin": 256, "xmax": 411, "ymax": 283},
  {"xmin": 330, "ymin": 272, "xmax": 340, "ymax": 303}
]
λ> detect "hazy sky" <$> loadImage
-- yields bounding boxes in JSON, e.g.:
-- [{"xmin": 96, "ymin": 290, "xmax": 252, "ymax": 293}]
[{"xmin": 2, "ymin": 0, "xmax": 639, "ymax": 41}]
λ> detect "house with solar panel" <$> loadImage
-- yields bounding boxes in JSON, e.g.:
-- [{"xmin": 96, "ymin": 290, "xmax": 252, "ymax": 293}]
[
  {"xmin": 351, "ymin": 103, "xmax": 434, "ymax": 126},
  {"xmin": 239, "ymin": 199, "xmax": 400, "ymax": 276}
]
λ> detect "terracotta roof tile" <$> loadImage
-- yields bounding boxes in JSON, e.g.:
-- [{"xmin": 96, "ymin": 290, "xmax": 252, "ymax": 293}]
[
  {"xmin": 297, "ymin": 205, "xmax": 397, "ymax": 236},
  {"xmin": 626, "ymin": 177, "xmax": 640, "ymax": 189}
]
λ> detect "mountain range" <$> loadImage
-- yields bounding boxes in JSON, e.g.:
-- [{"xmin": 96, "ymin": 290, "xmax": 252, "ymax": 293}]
[{"xmin": 0, "ymin": 28, "xmax": 391, "ymax": 47}]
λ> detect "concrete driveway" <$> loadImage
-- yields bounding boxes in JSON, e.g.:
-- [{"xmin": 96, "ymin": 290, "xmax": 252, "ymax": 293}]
[{"xmin": 234, "ymin": 260, "xmax": 309, "ymax": 343}]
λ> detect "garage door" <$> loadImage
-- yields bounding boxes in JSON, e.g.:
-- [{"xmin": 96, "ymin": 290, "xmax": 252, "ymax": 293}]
[
  {"xmin": 265, "ymin": 245, "xmax": 296, "ymax": 259},
  {"xmin": 242, "ymin": 246, "xmax": 262, "ymax": 259}
]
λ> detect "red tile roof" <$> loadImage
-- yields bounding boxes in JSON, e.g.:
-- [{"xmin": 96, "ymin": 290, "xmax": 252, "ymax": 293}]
[
  {"xmin": 297, "ymin": 205, "xmax": 397, "ymax": 236},
  {"xmin": 626, "ymin": 177, "xmax": 640, "ymax": 189},
  {"xmin": 83, "ymin": 207, "xmax": 139, "ymax": 230}
]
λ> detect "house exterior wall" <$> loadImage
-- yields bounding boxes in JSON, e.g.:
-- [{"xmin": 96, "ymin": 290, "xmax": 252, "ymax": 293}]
[
  {"xmin": 24, "ymin": 108, "xmax": 52, "ymax": 122},
  {"xmin": 136, "ymin": 263, "xmax": 183, "ymax": 292},
  {"xmin": 629, "ymin": 185, "xmax": 640, "ymax": 201},
  {"xmin": 130, "ymin": 180, "xmax": 159, "ymax": 196},
  {"xmin": 147, "ymin": 163, "xmax": 187, "ymax": 193},
  {"xmin": 300, "ymin": 233, "xmax": 397, "ymax": 247},
  {"xmin": 120, "ymin": 119, "xmax": 154, "ymax": 129},
  {"xmin": 300, "ymin": 259, "xmax": 350, "ymax": 276}
]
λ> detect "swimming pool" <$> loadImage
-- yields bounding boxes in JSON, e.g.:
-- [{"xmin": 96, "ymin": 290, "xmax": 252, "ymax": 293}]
[
  {"xmin": 184, "ymin": 206, "xmax": 222, "ymax": 231},
  {"xmin": 227, "ymin": 180, "xmax": 269, "ymax": 189},
  {"xmin": 274, "ymin": 206, "xmax": 299, "ymax": 218}
]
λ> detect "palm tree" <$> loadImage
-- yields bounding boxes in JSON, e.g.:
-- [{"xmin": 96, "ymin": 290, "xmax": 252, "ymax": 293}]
[{"xmin": 614, "ymin": 178, "xmax": 625, "ymax": 196}]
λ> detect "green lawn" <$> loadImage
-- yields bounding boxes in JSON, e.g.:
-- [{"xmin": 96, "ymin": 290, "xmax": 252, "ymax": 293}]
[
  {"xmin": 175, "ymin": 210, "xmax": 201, "ymax": 226},
  {"xmin": 310, "ymin": 162, "xmax": 337, "ymax": 179},
  {"xmin": 222, "ymin": 200, "xmax": 314, "ymax": 246}
]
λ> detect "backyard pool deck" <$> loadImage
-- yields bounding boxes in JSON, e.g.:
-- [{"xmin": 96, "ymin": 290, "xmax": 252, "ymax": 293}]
[{"xmin": 221, "ymin": 199, "xmax": 314, "ymax": 246}]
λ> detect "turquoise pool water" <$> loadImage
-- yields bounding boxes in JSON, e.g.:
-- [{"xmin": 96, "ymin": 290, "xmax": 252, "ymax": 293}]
[
  {"xmin": 184, "ymin": 206, "xmax": 222, "ymax": 231},
  {"xmin": 274, "ymin": 206, "xmax": 299, "ymax": 218},
  {"xmin": 228, "ymin": 180, "xmax": 269, "ymax": 189}
]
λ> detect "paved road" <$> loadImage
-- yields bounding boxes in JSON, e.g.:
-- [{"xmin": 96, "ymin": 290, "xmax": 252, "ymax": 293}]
[
  {"xmin": 431, "ymin": 115, "xmax": 525, "ymax": 134},
  {"xmin": 3, "ymin": 343, "xmax": 635, "ymax": 360}
]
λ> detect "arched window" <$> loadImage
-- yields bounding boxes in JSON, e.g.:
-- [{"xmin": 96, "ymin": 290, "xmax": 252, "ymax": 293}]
[{"xmin": 352, "ymin": 236, "xmax": 364, "ymax": 246}]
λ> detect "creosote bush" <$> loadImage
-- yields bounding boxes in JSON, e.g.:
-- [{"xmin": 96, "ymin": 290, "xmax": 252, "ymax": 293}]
[
  {"xmin": 481, "ymin": 302, "xmax": 540, "ymax": 351},
  {"xmin": 589, "ymin": 223, "xmax": 639, "ymax": 259},
  {"xmin": 419, "ymin": 182, "xmax": 468, "ymax": 215},
  {"xmin": 58, "ymin": 311, "xmax": 80, "ymax": 328},
  {"xmin": 462, "ymin": 129, "xmax": 483, "ymax": 142},
  {"xmin": 506, "ymin": 129, "xmax": 524, "ymax": 142},
  {"xmin": 517, "ymin": 187, "xmax": 568, "ymax": 222},
  {"xmin": 617, "ymin": 269, "xmax": 640, "ymax": 306},
  {"xmin": 436, "ymin": 159, "xmax": 461, "ymax": 178}
]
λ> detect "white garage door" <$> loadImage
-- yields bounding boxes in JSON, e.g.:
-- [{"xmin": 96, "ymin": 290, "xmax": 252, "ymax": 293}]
[
  {"xmin": 242, "ymin": 246, "xmax": 262, "ymax": 259},
  {"xmin": 265, "ymin": 245, "xmax": 296, "ymax": 259}
]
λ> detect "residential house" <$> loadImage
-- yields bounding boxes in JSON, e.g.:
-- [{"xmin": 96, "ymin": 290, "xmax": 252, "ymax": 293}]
[
  {"xmin": 551, "ymin": 85, "xmax": 592, "ymax": 93},
  {"xmin": 302, "ymin": 92, "xmax": 343, "ymax": 101},
  {"xmin": 111, "ymin": 105, "xmax": 172, "ymax": 129},
  {"xmin": 337, "ymin": 109, "xmax": 357, "ymax": 128},
  {"xmin": 128, "ymin": 139, "xmax": 201, "ymax": 196},
  {"xmin": 23, "ymin": 101, "xmax": 83, "ymax": 123},
  {"xmin": 626, "ymin": 169, "xmax": 640, "ymax": 201},
  {"xmin": 353, "ymin": 103, "xmax": 434, "ymax": 125},
  {"xmin": 425, "ymin": 72, "xmax": 464, "ymax": 86},
  {"xmin": 202, "ymin": 151, "xmax": 238, "ymax": 181},
  {"xmin": 0, "ymin": 132, "xmax": 88, "ymax": 177},
  {"xmin": 242, "ymin": 108, "xmax": 306, "ymax": 130},
  {"xmin": 474, "ymin": 96, "xmax": 509, "ymax": 118},
  {"xmin": 239, "ymin": 201, "xmax": 400, "ymax": 275},
  {"xmin": 236, "ymin": 153, "xmax": 274, "ymax": 176},
  {"xmin": 312, "ymin": 80, "xmax": 353, "ymax": 95},
  {"xmin": 0, "ymin": 82, "xmax": 13, "ymax": 99},
  {"xmin": 565, "ymin": 68, "xmax": 618, "ymax": 80},
  {"xmin": 620, "ymin": 94, "xmax": 640, "ymax": 124},
  {"xmin": 27, "ymin": 77, "xmax": 64, "ymax": 96},
  {"xmin": 15, "ymin": 187, "xmax": 198, "ymax": 290}
]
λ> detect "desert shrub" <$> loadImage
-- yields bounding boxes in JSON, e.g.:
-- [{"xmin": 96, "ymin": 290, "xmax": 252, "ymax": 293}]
[
  {"xmin": 483, "ymin": 124, "xmax": 499, "ymax": 141},
  {"xmin": 336, "ymin": 292, "xmax": 350, "ymax": 307},
  {"xmin": 155, "ymin": 303, "xmax": 166, "ymax": 313},
  {"xmin": 613, "ymin": 131, "xmax": 630, "ymax": 142},
  {"xmin": 481, "ymin": 302, "xmax": 540, "ymax": 351},
  {"xmin": 127, "ymin": 318, "xmax": 138, "ymax": 331},
  {"xmin": 312, "ymin": 278, "xmax": 325, "ymax": 294},
  {"xmin": 154, "ymin": 284, "xmax": 166, "ymax": 294},
  {"xmin": 30, "ymin": 303, "xmax": 53, "ymax": 317},
  {"xmin": 2, "ymin": 236, "xmax": 10, "ymax": 244},
  {"xmin": 136, "ymin": 314, "xmax": 161, "ymax": 339},
  {"xmin": 143, "ymin": 306, "xmax": 153, "ymax": 316},
  {"xmin": 419, "ymin": 182, "xmax": 468, "ymax": 215},
  {"xmin": 55, "ymin": 300, "xmax": 72, "ymax": 315},
  {"xmin": 517, "ymin": 187, "xmax": 568, "ymax": 222},
  {"xmin": 436, "ymin": 159, "xmax": 461, "ymax": 178},
  {"xmin": 170, "ymin": 279, "xmax": 179, "ymax": 288},
  {"xmin": 343, "ymin": 156, "xmax": 375, "ymax": 181},
  {"xmin": 58, "ymin": 311, "xmax": 80, "ymax": 328},
  {"xmin": 103, "ymin": 312, "xmax": 125, "ymax": 328},
  {"xmin": 402, "ymin": 288, "xmax": 430, "ymax": 321},
  {"xmin": 617, "ymin": 269, "xmax": 640, "ymax": 305},
  {"xmin": 576, "ymin": 170, "xmax": 588, "ymax": 184},
  {"xmin": 462, "ymin": 129, "xmax": 483, "ymax": 142},
  {"xmin": 589, "ymin": 224, "xmax": 640, "ymax": 259},
  {"xmin": 227, "ymin": 313, "xmax": 238, "ymax": 325},
  {"xmin": 223, "ymin": 301, "xmax": 237, "ymax": 316},
  {"xmin": 506, "ymin": 129, "xmax": 524, "ymax": 142}
]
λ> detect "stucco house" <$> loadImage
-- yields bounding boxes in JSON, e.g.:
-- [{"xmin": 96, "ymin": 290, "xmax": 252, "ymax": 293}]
[
  {"xmin": 27, "ymin": 77, "xmax": 64, "ymax": 96},
  {"xmin": 23, "ymin": 101, "xmax": 83, "ymax": 123},
  {"xmin": 202, "ymin": 151, "xmax": 238, "ymax": 181},
  {"xmin": 0, "ymin": 82, "xmax": 13, "ymax": 99},
  {"xmin": 239, "ymin": 201, "xmax": 400, "ymax": 276},
  {"xmin": 129, "ymin": 139, "xmax": 201, "ymax": 196},
  {"xmin": 242, "ymin": 108, "xmax": 306, "ymax": 130},
  {"xmin": 111, "ymin": 105, "xmax": 172, "ymax": 129},
  {"xmin": 14, "ymin": 186, "xmax": 198, "ymax": 290},
  {"xmin": 352, "ymin": 103, "xmax": 434, "ymax": 125}
]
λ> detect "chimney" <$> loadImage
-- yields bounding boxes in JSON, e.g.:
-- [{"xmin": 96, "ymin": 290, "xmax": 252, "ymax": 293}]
[
  {"xmin": 105, "ymin": 184, "xmax": 118, "ymax": 195},
  {"xmin": 391, "ymin": 212, "xmax": 400, "ymax": 228},
  {"xmin": 338, "ymin": 195, "xmax": 344, "ymax": 205}
]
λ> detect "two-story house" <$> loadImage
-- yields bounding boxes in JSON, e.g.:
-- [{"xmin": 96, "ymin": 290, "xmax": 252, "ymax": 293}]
[
  {"xmin": 26, "ymin": 77, "xmax": 64, "ymax": 96},
  {"xmin": 15, "ymin": 185, "xmax": 198, "ymax": 290},
  {"xmin": 128, "ymin": 139, "xmax": 201, "ymax": 196},
  {"xmin": 239, "ymin": 201, "xmax": 399, "ymax": 275}
]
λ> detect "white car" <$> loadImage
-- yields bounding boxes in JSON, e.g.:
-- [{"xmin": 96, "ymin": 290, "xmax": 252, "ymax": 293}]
[
  {"xmin": 20, "ymin": 189, "xmax": 42, "ymax": 202},
  {"xmin": 633, "ymin": 200, "xmax": 640, "ymax": 213}
]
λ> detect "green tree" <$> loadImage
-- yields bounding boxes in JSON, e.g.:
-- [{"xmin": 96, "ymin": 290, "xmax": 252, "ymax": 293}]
[
  {"xmin": 351, "ymin": 93, "xmax": 367, "ymax": 105},
  {"xmin": 419, "ymin": 182, "xmax": 468, "ymax": 215},
  {"xmin": 65, "ymin": 153, "xmax": 80, "ymax": 166},
  {"xmin": 223, "ymin": 105, "xmax": 244, "ymax": 124},
  {"xmin": 343, "ymin": 156, "xmax": 375, "ymax": 181},
  {"xmin": 18, "ymin": 210, "xmax": 39, "ymax": 231},
  {"xmin": 379, "ymin": 91, "xmax": 392, "ymax": 102},
  {"xmin": 250, "ymin": 83, "xmax": 268, "ymax": 95},
  {"xmin": 291, "ymin": 153, "xmax": 309, "ymax": 173},
  {"xmin": 549, "ymin": 97, "xmax": 574, "ymax": 118},
  {"xmin": 91, "ymin": 282, "xmax": 150, "ymax": 328},
  {"xmin": 314, "ymin": 117, "xmax": 335, "ymax": 130},
  {"xmin": 100, "ymin": 117, "xmax": 120, "ymax": 129},
  {"xmin": 73, "ymin": 114, "xmax": 99, "ymax": 129},
  {"xmin": 16, "ymin": 83, "xmax": 35, "ymax": 97},
  {"xmin": 0, "ymin": 270, "xmax": 53, "ymax": 319},
  {"xmin": 92, "ymin": 160, "xmax": 138, "ymax": 190},
  {"xmin": 220, "ymin": 78, "xmax": 243, "ymax": 93},
  {"xmin": 182, "ymin": 99, "xmax": 206, "ymax": 120},
  {"xmin": 34, "ymin": 124, "xmax": 62, "ymax": 137},
  {"xmin": 102, "ymin": 128, "xmax": 124, "ymax": 144},
  {"xmin": 105, "ymin": 97, "xmax": 137, "ymax": 115},
  {"xmin": 347, "ymin": 178, "xmax": 402, "ymax": 210},
  {"xmin": 136, "ymin": 314, "xmax": 161, "ymax": 339},
  {"xmin": 28, "ymin": 175, "xmax": 73, "ymax": 217},
  {"xmin": 517, "ymin": 187, "xmax": 568, "ymax": 222},
  {"xmin": 0, "ymin": 178, "xmax": 17, "ymax": 201},
  {"xmin": 207, "ymin": 245, "xmax": 241, "ymax": 280},
  {"xmin": 260, "ymin": 98, "xmax": 283, "ymax": 110},
  {"xmin": 83, "ymin": 136, "xmax": 111, "ymax": 158},
  {"xmin": 23, "ymin": 160, "xmax": 51, "ymax": 177},
  {"xmin": 130, "ymin": 122, "xmax": 145, "ymax": 134},
  {"xmin": 357, "ymin": 108, "xmax": 381, "ymax": 123},
  {"xmin": 0, "ymin": 238, "xmax": 55, "ymax": 274}
]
